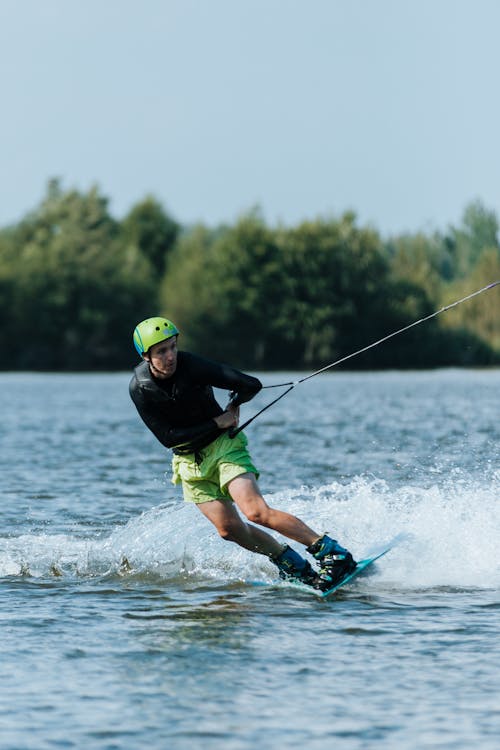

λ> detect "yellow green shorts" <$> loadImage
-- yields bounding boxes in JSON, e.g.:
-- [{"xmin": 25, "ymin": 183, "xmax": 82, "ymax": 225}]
[{"xmin": 171, "ymin": 431, "xmax": 260, "ymax": 504}]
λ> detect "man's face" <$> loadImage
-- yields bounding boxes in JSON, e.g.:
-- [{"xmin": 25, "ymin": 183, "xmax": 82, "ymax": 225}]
[{"xmin": 145, "ymin": 336, "xmax": 178, "ymax": 378}]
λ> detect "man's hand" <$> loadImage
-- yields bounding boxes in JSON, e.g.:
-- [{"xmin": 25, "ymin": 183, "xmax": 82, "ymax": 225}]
[{"xmin": 213, "ymin": 404, "xmax": 240, "ymax": 429}]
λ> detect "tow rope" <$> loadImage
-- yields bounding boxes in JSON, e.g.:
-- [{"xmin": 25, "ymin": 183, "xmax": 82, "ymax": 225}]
[{"xmin": 229, "ymin": 280, "xmax": 500, "ymax": 438}]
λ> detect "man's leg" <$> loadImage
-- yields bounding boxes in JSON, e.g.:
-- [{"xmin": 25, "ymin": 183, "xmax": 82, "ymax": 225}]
[
  {"xmin": 227, "ymin": 473, "xmax": 356, "ymax": 588},
  {"xmin": 196, "ymin": 497, "xmax": 284, "ymax": 557},
  {"xmin": 196, "ymin": 495, "xmax": 318, "ymax": 585},
  {"xmin": 226, "ymin": 473, "xmax": 319, "ymax": 546}
]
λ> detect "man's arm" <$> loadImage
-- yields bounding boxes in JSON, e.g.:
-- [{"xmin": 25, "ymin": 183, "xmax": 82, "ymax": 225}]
[
  {"xmin": 192, "ymin": 355, "xmax": 262, "ymax": 407},
  {"xmin": 129, "ymin": 379, "xmax": 222, "ymax": 450}
]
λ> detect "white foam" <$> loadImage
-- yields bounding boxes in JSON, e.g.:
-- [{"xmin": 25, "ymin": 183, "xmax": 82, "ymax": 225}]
[{"xmin": 1, "ymin": 472, "xmax": 499, "ymax": 589}]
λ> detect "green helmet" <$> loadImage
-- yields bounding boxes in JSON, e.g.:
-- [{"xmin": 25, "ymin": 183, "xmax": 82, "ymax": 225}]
[{"xmin": 133, "ymin": 317, "xmax": 179, "ymax": 356}]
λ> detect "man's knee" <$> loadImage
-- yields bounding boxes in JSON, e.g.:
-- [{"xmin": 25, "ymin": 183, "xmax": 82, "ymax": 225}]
[
  {"xmin": 244, "ymin": 504, "xmax": 272, "ymax": 527},
  {"xmin": 217, "ymin": 521, "xmax": 243, "ymax": 542},
  {"xmin": 226, "ymin": 476, "xmax": 273, "ymax": 527}
]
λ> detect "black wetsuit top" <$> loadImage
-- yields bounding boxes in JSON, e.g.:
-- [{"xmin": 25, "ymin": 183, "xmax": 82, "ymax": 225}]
[{"xmin": 129, "ymin": 352, "xmax": 262, "ymax": 454}]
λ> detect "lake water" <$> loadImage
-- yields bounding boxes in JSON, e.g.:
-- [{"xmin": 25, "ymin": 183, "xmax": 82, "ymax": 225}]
[{"xmin": 1, "ymin": 369, "xmax": 499, "ymax": 750}]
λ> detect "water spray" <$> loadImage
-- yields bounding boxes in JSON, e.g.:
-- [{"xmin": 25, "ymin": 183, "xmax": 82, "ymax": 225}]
[{"xmin": 229, "ymin": 280, "xmax": 500, "ymax": 437}]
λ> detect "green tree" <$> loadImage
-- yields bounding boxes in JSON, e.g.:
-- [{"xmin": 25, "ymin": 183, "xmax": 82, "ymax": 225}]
[
  {"xmin": 274, "ymin": 213, "xmax": 440, "ymax": 369},
  {"xmin": 1, "ymin": 179, "xmax": 156, "ymax": 369},
  {"xmin": 121, "ymin": 196, "xmax": 179, "ymax": 275},
  {"xmin": 274, "ymin": 213, "xmax": 390, "ymax": 367},
  {"xmin": 386, "ymin": 231, "xmax": 453, "ymax": 304},
  {"xmin": 384, "ymin": 201, "xmax": 500, "ymax": 363},
  {"xmin": 159, "ymin": 223, "xmax": 222, "ymax": 351},
  {"xmin": 161, "ymin": 211, "xmax": 447, "ymax": 369},
  {"xmin": 161, "ymin": 211, "xmax": 285, "ymax": 367},
  {"xmin": 440, "ymin": 247, "xmax": 500, "ymax": 354},
  {"xmin": 445, "ymin": 200, "xmax": 499, "ymax": 278},
  {"xmin": 2, "ymin": 184, "xmax": 498, "ymax": 371},
  {"xmin": 0, "ymin": 230, "xmax": 17, "ymax": 358}
]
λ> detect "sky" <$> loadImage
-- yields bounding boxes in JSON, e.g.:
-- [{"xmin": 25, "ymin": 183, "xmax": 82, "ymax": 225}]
[{"xmin": 1, "ymin": 0, "xmax": 499, "ymax": 237}]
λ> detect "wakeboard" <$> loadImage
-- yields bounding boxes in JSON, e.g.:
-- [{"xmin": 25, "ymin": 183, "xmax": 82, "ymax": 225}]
[
  {"xmin": 248, "ymin": 545, "xmax": 393, "ymax": 598},
  {"xmin": 252, "ymin": 545, "xmax": 392, "ymax": 598}
]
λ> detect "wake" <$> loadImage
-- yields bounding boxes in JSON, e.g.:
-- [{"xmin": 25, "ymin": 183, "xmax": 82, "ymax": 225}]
[{"xmin": 1, "ymin": 471, "xmax": 499, "ymax": 590}]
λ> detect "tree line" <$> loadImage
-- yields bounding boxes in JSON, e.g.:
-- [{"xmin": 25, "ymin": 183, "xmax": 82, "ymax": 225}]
[{"xmin": 0, "ymin": 178, "xmax": 498, "ymax": 371}]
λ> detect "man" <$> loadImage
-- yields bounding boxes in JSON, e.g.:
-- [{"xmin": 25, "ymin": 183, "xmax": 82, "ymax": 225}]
[{"xmin": 129, "ymin": 317, "xmax": 356, "ymax": 590}]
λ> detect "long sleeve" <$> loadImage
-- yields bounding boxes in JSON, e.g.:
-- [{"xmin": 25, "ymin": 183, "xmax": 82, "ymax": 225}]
[
  {"xmin": 187, "ymin": 356, "xmax": 262, "ymax": 407},
  {"xmin": 129, "ymin": 379, "xmax": 222, "ymax": 450},
  {"xmin": 129, "ymin": 353, "xmax": 262, "ymax": 454}
]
